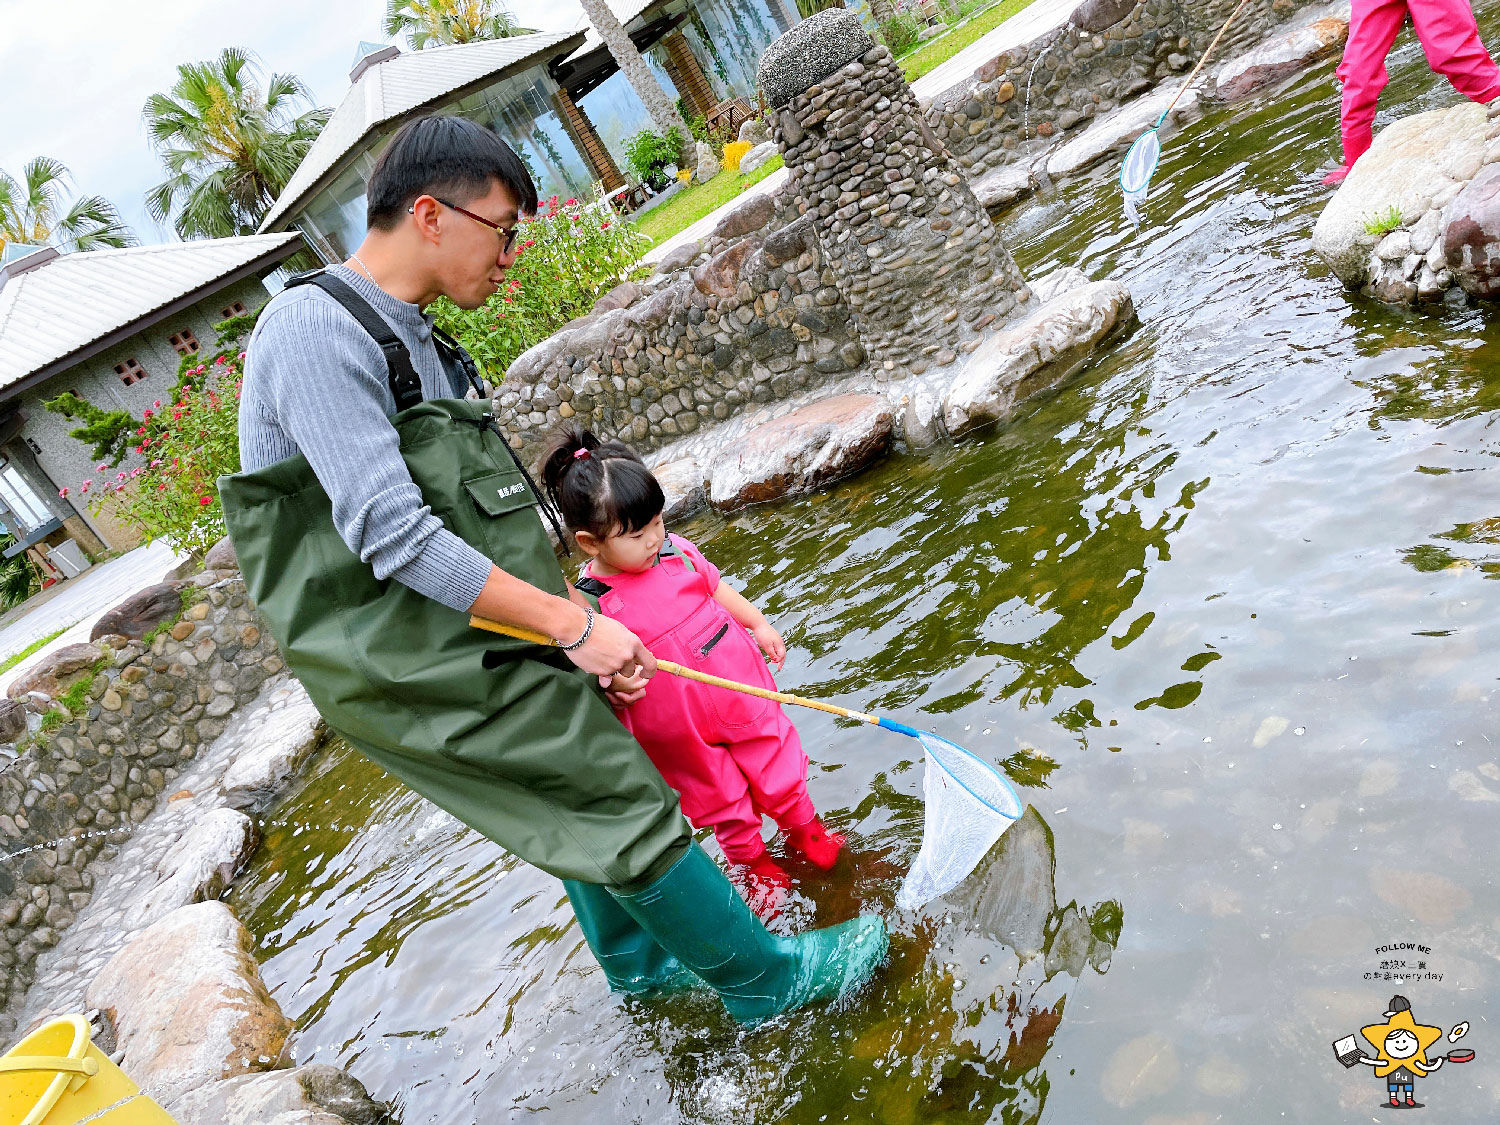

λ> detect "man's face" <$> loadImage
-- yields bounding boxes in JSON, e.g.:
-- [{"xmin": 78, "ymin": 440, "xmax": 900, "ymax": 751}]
[{"xmin": 430, "ymin": 179, "xmax": 522, "ymax": 309}]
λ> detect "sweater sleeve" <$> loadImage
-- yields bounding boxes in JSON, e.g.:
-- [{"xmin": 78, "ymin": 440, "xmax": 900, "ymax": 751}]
[{"xmin": 248, "ymin": 298, "xmax": 493, "ymax": 612}]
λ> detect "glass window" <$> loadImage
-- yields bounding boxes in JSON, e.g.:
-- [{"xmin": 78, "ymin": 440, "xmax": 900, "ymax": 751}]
[{"xmin": 0, "ymin": 460, "xmax": 54, "ymax": 532}]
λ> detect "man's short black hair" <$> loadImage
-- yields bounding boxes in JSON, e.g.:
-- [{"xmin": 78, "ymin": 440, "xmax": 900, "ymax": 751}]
[{"xmin": 366, "ymin": 115, "xmax": 538, "ymax": 229}]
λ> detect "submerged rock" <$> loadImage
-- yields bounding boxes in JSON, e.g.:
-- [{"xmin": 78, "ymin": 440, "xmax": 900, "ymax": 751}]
[
  {"xmin": 136, "ymin": 809, "xmax": 259, "ymax": 927},
  {"xmin": 1213, "ymin": 17, "xmax": 1348, "ymax": 102},
  {"xmin": 166, "ymin": 1063, "xmax": 390, "ymax": 1125},
  {"xmin": 85, "ymin": 901, "xmax": 295, "ymax": 1107},
  {"xmin": 943, "ymin": 279, "xmax": 1133, "ymax": 437},
  {"xmin": 709, "ymin": 394, "xmax": 894, "ymax": 509},
  {"xmin": 1443, "ymin": 163, "xmax": 1500, "ymax": 298},
  {"xmin": 1313, "ymin": 101, "xmax": 1492, "ymax": 302},
  {"xmin": 218, "ymin": 685, "xmax": 324, "ymax": 811},
  {"xmin": 972, "ymin": 164, "xmax": 1038, "ymax": 211}
]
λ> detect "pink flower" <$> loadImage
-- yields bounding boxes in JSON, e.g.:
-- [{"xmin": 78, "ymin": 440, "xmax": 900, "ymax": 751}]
[
  {"xmin": 172, "ymin": 412, "xmax": 182, "ymax": 421},
  {"xmin": 130, "ymin": 468, "xmax": 143, "ymax": 478},
  {"xmin": 150, "ymin": 459, "xmax": 162, "ymax": 468},
  {"xmin": 136, "ymin": 426, "xmax": 146, "ymax": 436},
  {"xmin": 80, "ymin": 480, "xmax": 91, "ymax": 494},
  {"xmin": 142, "ymin": 409, "xmax": 153, "ymax": 419},
  {"xmin": 602, "ymin": 221, "xmax": 610, "ymax": 229},
  {"xmin": 58, "ymin": 487, "xmax": 69, "ymax": 498},
  {"xmin": 157, "ymin": 483, "xmax": 167, "ymax": 492},
  {"xmin": 215, "ymin": 356, "xmax": 227, "ymax": 365},
  {"xmin": 199, "ymin": 495, "xmax": 212, "ymax": 506},
  {"xmin": 237, "ymin": 352, "xmax": 246, "ymax": 360},
  {"xmin": 116, "ymin": 472, "xmax": 127, "ymax": 482},
  {"xmin": 97, "ymin": 463, "xmax": 108, "ymax": 472},
  {"xmin": 153, "ymin": 400, "xmax": 162, "ymax": 409},
  {"xmin": 565, "ymin": 198, "xmax": 576, "ymax": 206}
]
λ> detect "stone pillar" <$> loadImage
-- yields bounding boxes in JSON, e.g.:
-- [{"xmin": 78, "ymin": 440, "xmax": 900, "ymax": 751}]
[
  {"xmin": 553, "ymin": 88, "xmax": 626, "ymax": 193},
  {"xmin": 758, "ymin": 7, "xmax": 1026, "ymax": 378}
]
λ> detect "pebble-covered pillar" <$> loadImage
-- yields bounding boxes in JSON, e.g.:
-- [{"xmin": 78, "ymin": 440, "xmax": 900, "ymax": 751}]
[{"xmin": 758, "ymin": 7, "xmax": 1027, "ymax": 378}]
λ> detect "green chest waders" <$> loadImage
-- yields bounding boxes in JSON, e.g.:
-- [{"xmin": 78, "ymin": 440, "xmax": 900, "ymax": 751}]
[{"xmin": 218, "ymin": 271, "xmax": 694, "ymax": 993}]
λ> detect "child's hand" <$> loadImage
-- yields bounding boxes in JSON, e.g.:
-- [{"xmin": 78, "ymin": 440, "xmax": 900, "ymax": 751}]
[
  {"xmin": 605, "ymin": 664, "xmax": 650, "ymax": 707},
  {"xmin": 752, "ymin": 624, "xmax": 786, "ymax": 671}
]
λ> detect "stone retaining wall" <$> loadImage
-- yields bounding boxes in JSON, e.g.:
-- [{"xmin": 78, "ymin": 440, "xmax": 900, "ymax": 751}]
[
  {"xmin": 0, "ymin": 577, "xmax": 280, "ymax": 1015},
  {"xmin": 489, "ymin": 0, "xmax": 1321, "ymax": 462}
]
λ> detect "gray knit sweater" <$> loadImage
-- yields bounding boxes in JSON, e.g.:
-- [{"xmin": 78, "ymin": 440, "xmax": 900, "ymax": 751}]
[{"xmin": 238, "ymin": 264, "xmax": 493, "ymax": 612}]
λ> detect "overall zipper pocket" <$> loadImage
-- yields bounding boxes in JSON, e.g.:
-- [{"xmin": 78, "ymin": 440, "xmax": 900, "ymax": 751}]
[{"xmin": 698, "ymin": 624, "xmax": 729, "ymax": 656}]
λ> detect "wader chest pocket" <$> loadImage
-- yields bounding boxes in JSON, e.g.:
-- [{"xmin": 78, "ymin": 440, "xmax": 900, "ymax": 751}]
[{"xmin": 466, "ymin": 470, "xmax": 535, "ymax": 516}]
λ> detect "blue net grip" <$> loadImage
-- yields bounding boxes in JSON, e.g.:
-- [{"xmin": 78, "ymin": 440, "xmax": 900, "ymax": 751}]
[{"xmin": 877, "ymin": 717, "xmax": 923, "ymax": 739}]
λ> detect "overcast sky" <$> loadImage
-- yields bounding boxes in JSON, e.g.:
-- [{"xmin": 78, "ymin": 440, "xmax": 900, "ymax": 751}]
[{"xmin": 0, "ymin": 0, "xmax": 575, "ymax": 245}]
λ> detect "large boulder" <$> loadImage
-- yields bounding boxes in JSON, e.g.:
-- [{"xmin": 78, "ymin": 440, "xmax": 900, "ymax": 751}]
[
  {"xmin": 651, "ymin": 238, "xmax": 703, "ymax": 277},
  {"xmin": 86, "ymin": 901, "xmax": 295, "ymax": 1107},
  {"xmin": 1070, "ymin": 0, "xmax": 1136, "ymax": 33},
  {"xmin": 711, "ymin": 191, "xmax": 776, "ymax": 244},
  {"xmin": 204, "ymin": 536, "xmax": 238, "ymax": 572},
  {"xmin": 590, "ymin": 279, "xmax": 643, "ymax": 315},
  {"xmin": 1443, "ymin": 162, "xmax": 1500, "ymax": 298},
  {"xmin": 943, "ymin": 279, "xmax": 1133, "ymax": 438},
  {"xmin": 0, "ymin": 698, "xmax": 27, "ymax": 742},
  {"xmin": 694, "ymin": 140, "xmax": 720, "ymax": 183},
  {"xmin": 739, "ymin": 141, "xmax": 780, "ymax": 178},
  {"xmin": 693, "ymin": 239, "xmax": 760, "ymax": 299},
  {"xmin": 709, "ymin": 395, "xmax": 894, "ymax": 509},
  {"xmin": 651, "ymin": 458, "xmax": 708, "ymax": 521},
  {"xmin": 90, "ymin": 582, "xmax": 185, "ymax": 642},
  {"xmin": 135, "ymin": 809, "xmax": 260, "ymax": 928},
  {"xmin": 972, "ymin": 165, "xmax": 1038, "ymax": 212},
  {"xmin": 738, "ymin": 117, "xmax": 771, "ymax": 146},
  {"xmin": 6, "ymin": 641, "xmax": 103, "ymax": 700},
  {"xmin": 165, "ymin": 1064, "xmax": 389, "ymax": 1125},
  {"xmin": 1213, "ymin": 17, "xmax": 1348, "ymax": 102},
  {"xmin": 219, "ymin": 685, "xmax": 325, "ymax": 811},
  {"xmin": 1313, "ymin": 102, "xmax": 1490, "ymax": 302}
]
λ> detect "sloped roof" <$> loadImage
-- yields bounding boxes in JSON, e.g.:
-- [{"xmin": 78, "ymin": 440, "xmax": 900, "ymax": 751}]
[
  {"xmin": 0, "ymin": 234, "xmax": 302, "ymax": 399},
  {"xmin": 260, "ymin": 30, "xmax": 584, "ymax": 233},
  {"xmin": 566, "ymin": 0, "xmax": 666, "ymax": 58}
]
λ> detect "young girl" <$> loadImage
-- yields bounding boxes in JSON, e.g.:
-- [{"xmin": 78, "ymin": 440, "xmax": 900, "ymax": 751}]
[
  {"xmin": 541, "ymin": 426, "xmax": 843, "ymax": 907},
  {"xmin": 1326, "ymin": 0, "xmax": 1500, "ymax": 184}
]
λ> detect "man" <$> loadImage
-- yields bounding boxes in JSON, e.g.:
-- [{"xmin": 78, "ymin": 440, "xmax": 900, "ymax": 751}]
[{"xmin": 222, "ymin": 114, "xmax": 886, "ymax": 1025}]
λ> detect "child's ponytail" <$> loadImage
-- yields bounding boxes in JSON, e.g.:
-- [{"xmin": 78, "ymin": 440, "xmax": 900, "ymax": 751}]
[{"xmin": 538, "ymin": 424, "xmax": 665, "ymax": 540}]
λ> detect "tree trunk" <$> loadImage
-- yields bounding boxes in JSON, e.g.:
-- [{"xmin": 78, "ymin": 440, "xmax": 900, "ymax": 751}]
[{"xmin": 577, "ymin": 0, "xmax": 696, "ymax": 167}]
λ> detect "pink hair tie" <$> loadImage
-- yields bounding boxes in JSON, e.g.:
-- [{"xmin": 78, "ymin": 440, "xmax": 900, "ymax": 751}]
[{"xmin": 573, "ymin": 447, "xmax": 591, "ymax": 460}]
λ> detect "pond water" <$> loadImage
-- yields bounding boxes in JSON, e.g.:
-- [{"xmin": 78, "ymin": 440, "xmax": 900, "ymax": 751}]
[{"xmin": 228, "ymin": 21, "xmax": 1500, "ymax": 1124}]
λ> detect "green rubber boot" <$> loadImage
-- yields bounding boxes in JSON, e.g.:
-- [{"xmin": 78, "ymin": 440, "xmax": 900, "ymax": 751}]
[
  {"xmin": 564, "ymin": 879, "xmax": 701, "ymax": 994},
  {"xmin": 607, "ymin": 844, "xmax": 888, "ymax": 1025}
]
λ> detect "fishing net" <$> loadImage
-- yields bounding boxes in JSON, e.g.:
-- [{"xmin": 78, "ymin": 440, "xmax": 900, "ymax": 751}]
[
  {"xmin": 1120, "ymin": 127, "xmax": 1161, "ymax": 223},
  {"xmin": 896, "ymin": 732, "xmax": 1024, "ymax": 911}
]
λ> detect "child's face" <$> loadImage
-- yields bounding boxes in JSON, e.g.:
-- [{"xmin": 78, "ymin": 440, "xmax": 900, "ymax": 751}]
[
  {"xmin": 583, "ymin": 513, "xmax": 666, "ymax": 573},
  {"xmin": 1385, "ymin": 1029, "xmax": 1420, "ymax": 1059}
]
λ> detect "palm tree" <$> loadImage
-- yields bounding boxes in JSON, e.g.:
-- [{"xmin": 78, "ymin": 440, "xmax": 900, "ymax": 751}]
[
  {"xmin": 576, "ymin": 0, "xmax": 695, "ymax": 166},
  {"xmin": 384, "ymin": 0, "xmax": 534, "ymax": 48},
  {"xmin": 143, "ymin": 48, "xmax": 330, "ymax": 240},
  {"xmin": 0, "ymin": 158, "xmax": 134, "ymax": 254}
]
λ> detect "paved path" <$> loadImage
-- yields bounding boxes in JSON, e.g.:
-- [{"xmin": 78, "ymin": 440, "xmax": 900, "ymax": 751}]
[
  {"xmin": 0, "ymin": 540, "xmax": 187, "ymax": 692},
  {"xmin": 642, "ymin": 0, "xmax": 1076, "ymax": 266}
]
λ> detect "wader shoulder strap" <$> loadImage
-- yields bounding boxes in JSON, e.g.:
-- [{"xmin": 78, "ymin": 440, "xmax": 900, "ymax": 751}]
[
  {"xmin": 575, "ymin": 575, "xmax": 612, "ymax": 597},
  {"xmin": 658, "ymin": 539, "xmax": 695, "ymax": 572},
  {"xmin": 283, "ymin": 269, "xmax": 424, "ymax": 411}
]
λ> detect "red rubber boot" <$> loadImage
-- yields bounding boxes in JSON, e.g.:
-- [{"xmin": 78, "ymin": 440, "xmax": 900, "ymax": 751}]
[
  {"xmin": 737, "ymin": 848, "xmax": 791, "ymax": 922},
  {"xmin": 783, "ymin": 817, "xmax": 845, "ymax": 870}
]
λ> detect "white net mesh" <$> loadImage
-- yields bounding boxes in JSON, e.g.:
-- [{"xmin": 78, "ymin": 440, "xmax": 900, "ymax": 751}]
[
  {"xmin": 1120, "ymin": 128, "xmax": 1160, "ymax": 224},
  {"xmin": 896, "ymin": 732, "xmax": 1024, "ymax": 911}
]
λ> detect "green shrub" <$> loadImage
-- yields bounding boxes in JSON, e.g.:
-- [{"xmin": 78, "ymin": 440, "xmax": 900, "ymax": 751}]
[
  {"xmin": 880, "ymin": 12, "xmax": 924, "ymax": 54},
  {"xmin": 623, "ymin": 127, "xmax": 686, "ymax": 189},
  {"xmin": 431, "ymin": 194, "xmax": 652, "ymax": 383}
]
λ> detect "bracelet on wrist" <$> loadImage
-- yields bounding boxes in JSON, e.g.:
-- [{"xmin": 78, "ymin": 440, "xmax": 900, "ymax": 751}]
[{"xmin": 560, "ymin": 607, "xmax": 595, "ymax": 651}]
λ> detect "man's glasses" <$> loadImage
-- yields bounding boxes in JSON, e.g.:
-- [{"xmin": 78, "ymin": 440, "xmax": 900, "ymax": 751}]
[{"xmin": 410, "ymin": 197, "xmax": 520, "ymax": 254}]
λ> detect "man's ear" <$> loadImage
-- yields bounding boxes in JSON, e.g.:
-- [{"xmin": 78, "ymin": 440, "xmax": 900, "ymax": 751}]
[{"xmin": 409, "ymin": 195, "xmax": 443, "ymax": 243}]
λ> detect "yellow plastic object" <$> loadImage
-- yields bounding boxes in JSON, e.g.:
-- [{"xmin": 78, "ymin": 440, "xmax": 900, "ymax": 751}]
[
  {"xmin": 0, "ymin": 1014, "xmax": 179, "ymax": 1125},
  {"xmin": 722, "ymin": 141, "xmax": 752, "ymax": 172}
]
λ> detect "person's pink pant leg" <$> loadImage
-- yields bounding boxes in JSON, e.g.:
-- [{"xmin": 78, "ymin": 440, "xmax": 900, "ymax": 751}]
[
  {"xmin": 1337, "ymin": 0, "xmax": 1500, "ymax": 171},
  {"xmin": 697, "ymin": 716, "xmax": 817, "ymax": 863}
]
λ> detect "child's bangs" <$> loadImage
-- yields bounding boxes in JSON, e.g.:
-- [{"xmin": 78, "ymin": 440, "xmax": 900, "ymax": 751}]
[{"xmin": 604, "ymin": 460, "xmax": 666, "ymax": 535}]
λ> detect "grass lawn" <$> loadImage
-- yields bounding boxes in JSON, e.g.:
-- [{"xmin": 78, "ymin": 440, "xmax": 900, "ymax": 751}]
[
  {"xmin": 899, "ymin": 0, "xmax": 1038, "ymax": 83},
  {"xmin": 0, "ymin": 626, "xmax": 68, "ymax": 675},
  {"xmin": 631, "ymin": 156, "xmax": 786, "ymax": 248}
]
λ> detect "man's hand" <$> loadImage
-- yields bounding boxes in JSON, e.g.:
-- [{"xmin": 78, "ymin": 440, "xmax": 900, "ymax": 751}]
[
  {"xmin": 562, "ymin": 611, "xmax": 657, "ymax": 687},
  {"xmin": 751, "ymin": 623, "xmax": 786, "ymax": 671}
]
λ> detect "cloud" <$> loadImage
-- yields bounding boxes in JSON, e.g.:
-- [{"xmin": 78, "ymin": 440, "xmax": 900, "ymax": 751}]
[{"xmin": 0, "ymin": 0, "xmax": 577, "ymax": 244}]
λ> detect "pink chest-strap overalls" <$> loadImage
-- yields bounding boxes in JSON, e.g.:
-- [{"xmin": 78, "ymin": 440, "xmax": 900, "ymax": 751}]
[
  {"xmin": 582, "ymin": 534, "xmax": 814, "ymax": 863},
  {"xmin": 1336, "ymin": 0, "xmax": 1500, "ymax": 171}
]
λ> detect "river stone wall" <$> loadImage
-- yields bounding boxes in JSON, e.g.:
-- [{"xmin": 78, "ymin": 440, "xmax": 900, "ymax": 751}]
[
  {"xmin": 489, "ymin": 0, "xmax": 1321, "ymax": 461},
  {"xmin": 0, "ymin": 578, "xmax": 280, "ymax": 1016},
  {"xmin": 928, "ymin": 0, "xmax": 1325, "ymax": 183}
]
